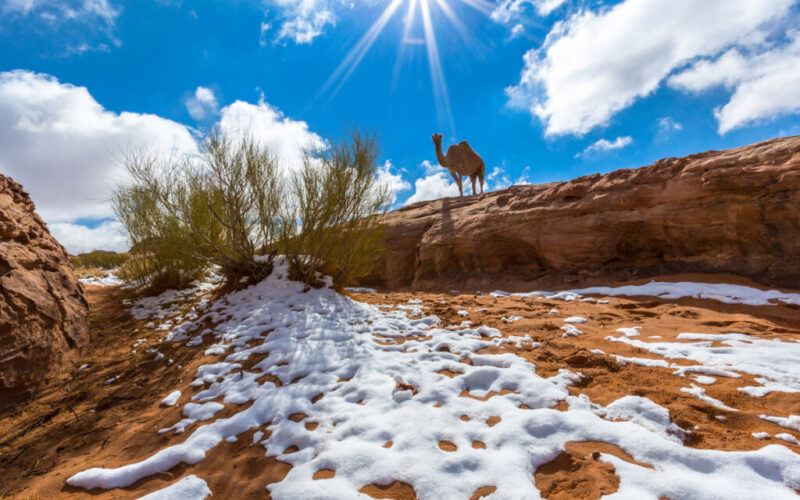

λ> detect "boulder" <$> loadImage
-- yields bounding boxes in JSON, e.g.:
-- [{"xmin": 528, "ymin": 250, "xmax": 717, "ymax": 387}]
[
  {"xmin": 367, "ymin": 135, "xmax": 800, "ymax": 291},
  {"xmin": 0, "ymin": 174, "xmax": 89, "ymax": 409}
]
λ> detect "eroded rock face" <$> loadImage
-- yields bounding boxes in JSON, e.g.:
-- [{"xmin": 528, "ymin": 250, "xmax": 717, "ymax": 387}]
[
  {"xmin": 0, "ymin": 174, "xmax": 89, "ymax": 409},
  {"xmin": 368, "ymin": 136, "xmax": 800, "ymax": 291}
]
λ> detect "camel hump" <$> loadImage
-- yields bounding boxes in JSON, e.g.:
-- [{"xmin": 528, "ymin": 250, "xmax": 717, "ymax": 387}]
[{"xmin": 459, "ymin": 141, "xmax": 478, "ymax": 155}]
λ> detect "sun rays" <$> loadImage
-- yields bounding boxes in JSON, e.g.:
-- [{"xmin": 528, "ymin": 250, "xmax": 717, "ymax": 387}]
[{"xmin": 320, "ymin": 0, "xmax": 489, "ymax": 137}]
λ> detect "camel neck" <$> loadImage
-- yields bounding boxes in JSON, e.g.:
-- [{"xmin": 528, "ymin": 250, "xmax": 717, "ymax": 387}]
[{"xmin": 434, "ymin": 142, "xmax": 447, "ymax": 167}]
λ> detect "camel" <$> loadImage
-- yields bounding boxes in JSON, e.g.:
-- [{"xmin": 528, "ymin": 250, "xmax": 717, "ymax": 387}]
[{"xmin": 432, "ymin": 133, "xmax": 485, "ymax": 197}]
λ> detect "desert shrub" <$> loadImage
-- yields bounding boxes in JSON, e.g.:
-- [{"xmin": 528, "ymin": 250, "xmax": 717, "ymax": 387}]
[
  {"xmin": 113, "ymin": 132, "xmax": 283, "ymax": 291},
  {"xmin": 70, "ymin": 250, "xmax": 129, "ymax": 269},
  {"xmin": 283, "ymin": 130, "xmax": 391, "ymax": 287},
  {"xmin": 113, "ymin": 129, "xmax": 389, "ymax": 294}
]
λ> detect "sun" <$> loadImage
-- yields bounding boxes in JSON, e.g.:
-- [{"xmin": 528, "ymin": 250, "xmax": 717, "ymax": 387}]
[{"xmin": 319, "ymin": 0, "xmax": 494, "ymax": 136}]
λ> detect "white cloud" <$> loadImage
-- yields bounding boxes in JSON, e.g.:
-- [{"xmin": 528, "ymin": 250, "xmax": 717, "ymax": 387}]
[
  {"xmin": 0, "ymin": 70, "xmax": 197, "ymax": 223},
  {"xmin": 578, "ymin": 136, "xmax": 632, "ymax": 156},
  {"xmin": 376, "ymin": 161, "xmax": 411, "ymax": 206},
  {"xmin": 507, "ymin": 0, "xmax": 795, "ymax": 136},
  {"xmin": 405, "ymin": 161, "xmax": 460, "ymax": 205},
  {"xmin": 1, "ymin": 0, "xmax": 121, "ymax": 52},
  {"xmin": 668, "ymin": 32, "xmax": 800, "ymax": 133},
  {"xmin": 49, "ymin": 219, "xmax": 128, "ymax": 254},
  {"xmin": 487, "ymin": 166, "xmax": 512, "ymax": 190},
  {"xmin": 218, "ymin": 96, "xmax": 325, "ymax": 172},
  {"xmin": 185, "ymin": 86, "xmax": 219, "ymax": 121},
  {"xmin": 2, "ymin": 0, "xmax": 118, "ymax": 23},
  {"xmin": 270, "ymin": 0, "xmax": 338, "ymax": 44},
  {"xmin": 0, "ymin": 70, "xmax": 328, "ymax": 252},
  {"xmin": 658, "ymin": 116, "xmax": 682, "ymax": 133},
  {"xmin": 491, "ymin": 0, "xmax": 567, "ymax": 23}
]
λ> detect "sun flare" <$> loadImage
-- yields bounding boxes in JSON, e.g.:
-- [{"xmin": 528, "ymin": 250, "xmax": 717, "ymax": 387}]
[{"xmin": 320, "ymin": 0, "xmax": 492, "ymax": 136}]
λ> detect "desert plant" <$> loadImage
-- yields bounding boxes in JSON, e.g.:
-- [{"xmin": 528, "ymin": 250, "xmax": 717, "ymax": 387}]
[
  {"xmin": 70, "ymin": 250, "xmax": 130, "ymax": 269},
  {"xmin": 113, "ymin": 128, "xmax": 390, "ymax": 294},
  {"xmin": 112, "ymin": 131, "xmax": 284, "ymax": 291},
  {"xmin": 283, "ymin": 130, "xmax": 391, "ymax": 287}
]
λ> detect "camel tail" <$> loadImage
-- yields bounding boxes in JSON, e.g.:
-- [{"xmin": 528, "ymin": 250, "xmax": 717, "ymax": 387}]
[{"xmin": 479, "ymin": 159, "xmax": 485, "ymax": 192}]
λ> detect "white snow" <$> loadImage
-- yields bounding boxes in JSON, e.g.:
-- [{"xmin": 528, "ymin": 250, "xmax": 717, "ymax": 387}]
[
  {"xmin": 681, "ymin": 384, "xmax": 738, "ymax": 412},
  {"xmin": 617, "ymin": 326, "xmax": 641, "ymax": 337},
  {"xmin": 67, "ymin": 261, "xmax": 800, "ymax": 498},
  {"xmin": 561, "ymin": 324, "xmax": 583, "ymax": 337},
  {"xmin": 501, "ymin": 315, "xmax": 522, "ymax": 323},
  {"xmin": 607, "ymin": 333, "xmax": 800, "ymax": 397},
  {"xmin": 613, "ymin": 355, "xmax": 669, "ymax": 368},
  {"xmin": 79, "ymin": 271, "xmax": 124, "ymax": 287},
  {"xmin": 600, "ymin": 396, "xmax": 686, "ymax": 443},
  {"xmin": 568, "ymin": 281, "xmax": 800, "ymax": 306},
  {"xmin": 456, "ymin": 310, "xmax": 469, "ymax": 317},
  {"xmin": 563, "ymin": 316, "xmax": 587, "ymax": 324},
  {"xmin": 776, "ymin": 433, "xmax": 800, "ymax": 446},
  {"xmin": 490, "ymin": 281, "xmax": 800, "ymax": 306},
  {"xmin": 161, "ymin": 391, "xmax": 182, "ymax": 407},
  {"xmin": 691, "ymin": 375, "xmax": 717, "ymax": 385},
  {"xmin": 137, "ymin": 474, "xmax": 211, "ymax": 500},
  {"xmin": 752, "ymin": 432, "xmax": 771, "ymax": 440},
  {"xmin": 760, "ymin": 415, "xmax": 800, "ymax": 432}
]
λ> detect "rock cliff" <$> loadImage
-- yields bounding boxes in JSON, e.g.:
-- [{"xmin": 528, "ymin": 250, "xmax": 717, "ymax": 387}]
[
  {"xmin": 0, "ymin": 174, "xmax": 89, "ymax": 409},
  {"xmin": 367, "ymin": 135, "xmax": 800, "ymax": 291}
]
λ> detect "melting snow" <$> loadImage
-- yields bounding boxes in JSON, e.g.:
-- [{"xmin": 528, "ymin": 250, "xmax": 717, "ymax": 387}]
[
  {"xmin": 67, "ymin": 263, "xmax": 800, "ymax": 498},
  {"xmin": 137, "ymin": 474, "xmax": 211, "ymax": 500},
  {"xmin": 161, "ymin": 391, "xmax": 181, "ymax": 407},
  {"xmin": 79, "ymin": 272, "xmax": 124, "ymax": 287},
  {"xmin": 607, "ymin": 333, "xmax": 800, "ymax": 397},
  {"xmin": 568, "ymin": 281, "xmax": 800, "ymax": 306}
]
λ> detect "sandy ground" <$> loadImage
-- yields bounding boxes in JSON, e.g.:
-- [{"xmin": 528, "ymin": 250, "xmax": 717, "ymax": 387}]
[{"xmin": 1, "ymin": 274, "xmax": 799, "ymax": 499}]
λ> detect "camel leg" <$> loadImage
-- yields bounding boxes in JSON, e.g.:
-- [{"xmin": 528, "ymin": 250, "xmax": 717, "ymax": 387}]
[
  {"xmin": 471, "ymin": 176, "xmax": 477, "ymax": 196},
  {"xmin": 449, "ymin": 170, "xmax": 463, "ymax": 197}
]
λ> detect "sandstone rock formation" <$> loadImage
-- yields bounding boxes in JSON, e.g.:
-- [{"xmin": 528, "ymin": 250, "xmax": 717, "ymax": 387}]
[
  {"xmin": 367, "ymin": 135, "xmax": 800, "ymax": 291},
  {"xmin": 0, "ymin": 174, "xmax": 89, "ymax": 410}
]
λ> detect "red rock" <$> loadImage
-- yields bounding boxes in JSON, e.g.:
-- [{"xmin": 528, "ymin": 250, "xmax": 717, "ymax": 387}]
[
  {"xmin": 366, "ymin": 136, "xmax": 800, "ymax": 291},
  {"xmin": 0, "ymin": 174, "xmax": 89, "ymax": 409}
]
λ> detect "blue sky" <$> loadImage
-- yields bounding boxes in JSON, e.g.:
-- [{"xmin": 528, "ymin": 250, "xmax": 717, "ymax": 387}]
[{"xmin": 1, "ymin": 0, "xmax": 799, "ymax": 252}]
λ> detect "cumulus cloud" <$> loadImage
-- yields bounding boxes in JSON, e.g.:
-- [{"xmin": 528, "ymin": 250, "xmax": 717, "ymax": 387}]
[
  {"xmin": 668, "ymin": 32, "xmax": 800, "ymax": 133},
  {"xmin": 0, "ymin": 70, "xmax": 197, "ymax": 223},
  {"xmin": 404, "ymin": 160, "xmax": 460, "ymax": 205},
  {"xmin": 0, "ymin": 70, "xmax": 329, "ymax": 252},
  {"xmin": 578, "ymin": 136, "xmax": 632, "ymax": 157},
  {"xmin": 376, "ymin": 161, "xmax": 411, "ymax": 206},
  {"xmin": 185, "ymin": 86, "xmax": 219, "ymax": 121},
  {"xmin": 218, "ymin": 96, "xmax": 325, "ymax": 171},
  {"xmin": 49, "ymin": 220, "xmax": 128, "ymax": 254},
  {"xmin": 507, "ymin": 0, "xmax": 795, "ymax": 136}
]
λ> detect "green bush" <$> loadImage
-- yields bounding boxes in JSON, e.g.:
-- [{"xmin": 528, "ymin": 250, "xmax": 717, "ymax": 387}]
[
  {"xmin": 113, "ymin": 129, "xmax": 389, "ymax": 294},
  {"xmin": 283, "ymin": 130, "xmax": 390, "ymax": 287},
  {"xmin": 70, "ymin": 250, "xmax": 130, "ymax": 269}
]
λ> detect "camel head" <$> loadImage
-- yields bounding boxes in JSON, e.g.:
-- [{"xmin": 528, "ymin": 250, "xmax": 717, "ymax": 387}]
[{"xmin": 431, "ymin": 133, "xmax": 443, "ymax": 146}]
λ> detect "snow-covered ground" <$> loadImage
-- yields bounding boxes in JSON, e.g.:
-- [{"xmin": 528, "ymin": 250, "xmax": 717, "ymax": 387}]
[
  {"xmin": 491, "ymin": 281, "xmax": 800, "ymax": 306},
  {"xmin": 66, "ymin": 263, "xmax": 800, "ymax": 498},
  {"xmin": 78, "ymin": 271, "xmax": 124, "ymax": 287}
]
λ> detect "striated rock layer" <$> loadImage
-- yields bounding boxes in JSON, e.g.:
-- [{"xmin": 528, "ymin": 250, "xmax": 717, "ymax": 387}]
[
  {"xmin": 367, "ymin": 136, "xmax": 800, "ymax": 291},
  {"xmin": 0, "ymin": 174, "xmax": 89, "ymax": 409}
]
